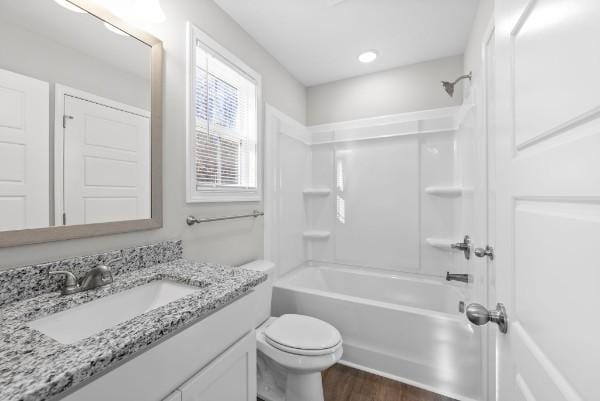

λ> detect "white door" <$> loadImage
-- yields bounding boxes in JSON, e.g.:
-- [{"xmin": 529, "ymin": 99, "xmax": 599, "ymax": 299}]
[
  {"xmin": 59, "ymin": 93, "xmax": 150, "ymax": 225},
  {"xmin": 179, "ymin": 332, "xmax": 256, "ymax": 401},
  {"xmin": 493, "ymin": 0, "xmax": 600, "ymax": 400},
  {"xmin": 0, "ymin": 68, "xmax": 49, "ymax": 231}
]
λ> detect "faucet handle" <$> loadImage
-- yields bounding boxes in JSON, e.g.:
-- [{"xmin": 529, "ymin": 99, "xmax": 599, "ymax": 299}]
[
  {"xmin": 100, "ymin": 268, "xmax": 114, "ymax": 284},
  {"xmin": 451, "ymin": 235, "xmax": 472, "ymax": 260},
  {"xmin": 98, "ymin": 256, "xmax": 120, "ymax": 281},
  {"xmin": 49, "ymin": 271, "xmax": 79, "ymax": 294}
]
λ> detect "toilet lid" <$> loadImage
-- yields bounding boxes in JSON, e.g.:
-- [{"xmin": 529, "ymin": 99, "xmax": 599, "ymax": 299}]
[{"xmin": 264, "ymin": 314, "xmax": 341, "ymax": 354}]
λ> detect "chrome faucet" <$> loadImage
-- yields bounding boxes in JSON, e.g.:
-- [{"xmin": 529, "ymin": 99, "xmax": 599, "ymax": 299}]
[
  {"xmin": 50, "ymin": 257, "xmax": 119, "ymax": 295},
  {"xmin": 451, "ymin": 235, "xmax": 472, "ymax": 260},
  {"xmin": 446, "ymin": 272, "xmax": 470, "ymax": 284}
]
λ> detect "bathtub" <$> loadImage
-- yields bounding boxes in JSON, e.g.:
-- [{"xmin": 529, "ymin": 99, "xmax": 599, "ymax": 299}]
[{"xmin": 272, "ymin": 264, "xmax": 481, "ymax": 401}]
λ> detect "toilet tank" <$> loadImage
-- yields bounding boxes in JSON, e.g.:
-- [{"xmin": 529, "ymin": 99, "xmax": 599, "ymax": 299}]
[{"xmin": 238, "ymin": 260, "xmax": 276, "ymax": 327}]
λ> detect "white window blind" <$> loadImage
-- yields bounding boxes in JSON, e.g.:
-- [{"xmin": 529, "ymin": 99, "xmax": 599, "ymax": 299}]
[{"xmin": 190, "ymin": 38, "xmax": 259, "ymax": 201}]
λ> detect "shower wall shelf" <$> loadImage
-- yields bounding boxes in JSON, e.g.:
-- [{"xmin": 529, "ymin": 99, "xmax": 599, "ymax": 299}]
[
  {"xmin": 424, "ymin": 186, "xmax": 463, "ymax": 198},
  {"xmin": 303, "ymin": 230, "xmax": 331, "ymax": 239},
  {"xmin": 303, "ymin": 188, "xmax": 332, "ymax": 196},
  {"xmin": 426, "ymin": 238, "xmax": 455, "ymax": 251}
]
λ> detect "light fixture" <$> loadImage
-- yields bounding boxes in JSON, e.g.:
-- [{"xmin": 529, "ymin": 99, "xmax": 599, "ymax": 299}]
[
  {"xmin": 103, "ymin": 22, "xmax": 128, "ymax": 36},
  {"xmin": 358, "ymin": 50, "xmax": 378, "ymax": 63},
  {"xmin": 54, "ymin": 0, "xmax": 86, "ymax": 13}
]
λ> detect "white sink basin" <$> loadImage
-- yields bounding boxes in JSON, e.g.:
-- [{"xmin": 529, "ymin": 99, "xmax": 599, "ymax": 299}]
[{"xmin": 28, "ymin": 281, "xmax": 201, "ymax": 344}]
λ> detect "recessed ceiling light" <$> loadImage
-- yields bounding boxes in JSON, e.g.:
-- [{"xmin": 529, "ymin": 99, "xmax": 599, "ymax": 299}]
[
  {"xmin": 54, "ymin": 0, "xmax": 86, "ymax": 13},
  {"xmin": 358, "ymin": 50, "xmax": 378, "ymax": 63}
]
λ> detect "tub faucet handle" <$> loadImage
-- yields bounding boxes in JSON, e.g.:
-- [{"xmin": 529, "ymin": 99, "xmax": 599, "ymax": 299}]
[{"xmin": 451, "ymin": 235, "xmax": 472, "ymax": 260}]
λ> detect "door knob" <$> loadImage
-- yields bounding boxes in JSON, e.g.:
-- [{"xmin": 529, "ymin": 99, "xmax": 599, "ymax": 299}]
[{"xmin": 466, "ymin": 303, "xmax": 508, "ymax": 334}]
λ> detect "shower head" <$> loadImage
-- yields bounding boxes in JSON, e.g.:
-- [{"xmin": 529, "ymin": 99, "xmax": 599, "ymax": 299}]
[{"xmin": 441, "ymin": 72, "xmax": 472, "ymax": 97}]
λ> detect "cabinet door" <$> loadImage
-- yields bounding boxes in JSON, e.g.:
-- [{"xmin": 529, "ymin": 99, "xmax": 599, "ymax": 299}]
[
  {"xmin": 162, "ymin": 390, "xmax": 182, "ymax": 401},
  {"xmin": 179, "ymin": 331, "xmax": 256, "ymax": 401}
]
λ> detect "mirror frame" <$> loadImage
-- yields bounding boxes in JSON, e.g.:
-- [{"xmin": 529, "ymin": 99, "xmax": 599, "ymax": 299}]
[{"xmin": 0, "ymin": 0, "xmax": 163, "ymax": 247}]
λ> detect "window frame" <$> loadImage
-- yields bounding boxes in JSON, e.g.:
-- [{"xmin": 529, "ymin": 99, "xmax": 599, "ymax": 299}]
[{"xmin": 186, "ymin": 23, "xmax": 263, "ymax": 203}]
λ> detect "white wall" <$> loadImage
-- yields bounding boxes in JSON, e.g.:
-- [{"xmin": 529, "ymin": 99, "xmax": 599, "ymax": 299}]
[
  {"xmin": 307, "ymin": 55, "xmax": 464, "ymax": 125},
  {"xmin": 0, "ymin": 0, "xmax": 307, "ymax": 270}
]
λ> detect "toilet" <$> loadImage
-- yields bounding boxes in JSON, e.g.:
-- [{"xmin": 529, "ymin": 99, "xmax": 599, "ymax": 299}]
[{"xmin": 241, "ymin": 261, "xmax": 343, "ymax": 401}]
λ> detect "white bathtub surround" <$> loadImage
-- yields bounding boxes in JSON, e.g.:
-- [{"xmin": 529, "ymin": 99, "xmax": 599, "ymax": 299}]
[
  {"xmin": 302, "ymin": 230, "xmax": 331, "ymax": 239},
  {"xmin": 272, "ymin": 264, "xmax": 481, "ymax": 401},
  {"xmin": 425, "ymin": 186, "xmax": 464, "ymax": 198},
  {"xmin": 425, "ymin": 237, "xmax": 457, "ymax": 251},
  {"xmin": 302, "ymin": 188, "xmax": 331, "ymax": 196},
  {"xmin": 265, "ymin": 105, "xmax": 468, "ymax": 279}
]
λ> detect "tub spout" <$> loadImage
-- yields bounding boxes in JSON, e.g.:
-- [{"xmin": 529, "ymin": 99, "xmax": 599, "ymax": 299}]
[{"xmin": 446, "ymin": 272, "xmax": 470, "ymax": 284}]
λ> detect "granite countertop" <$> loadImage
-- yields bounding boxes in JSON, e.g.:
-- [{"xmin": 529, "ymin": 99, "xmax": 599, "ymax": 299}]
[{"xmin": 0, "ymin": 259, "xmax": 266, "ymax": 401}]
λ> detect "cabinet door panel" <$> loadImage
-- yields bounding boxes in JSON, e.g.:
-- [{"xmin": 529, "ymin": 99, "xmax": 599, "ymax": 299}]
[{"xmin": 180, "ymin": 331, "xmax": 256, "ymax": 401}]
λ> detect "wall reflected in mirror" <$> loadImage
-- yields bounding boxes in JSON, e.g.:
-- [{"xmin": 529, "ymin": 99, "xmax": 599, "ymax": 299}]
[{"xmin": 0, "ymin": 0, "xmax": 152, "ymax": 232}]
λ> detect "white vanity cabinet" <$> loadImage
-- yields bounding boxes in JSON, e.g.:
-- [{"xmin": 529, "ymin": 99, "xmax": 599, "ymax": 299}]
[
  {"xmin": 160, "ymin": 331, "xmax": 255, "ymax": 401},
  {"xmin": 179, "ymin": 332, "xmax": 256, "ymax": 401},
  {"xmin": 61, "ymin": 291, "xmax": 258, "ymax": 401}
]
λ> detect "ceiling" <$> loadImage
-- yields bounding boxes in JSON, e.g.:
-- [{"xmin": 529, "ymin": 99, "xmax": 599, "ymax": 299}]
[{"xmin": 214, "ymin": 0, "xmax": 480, "ymax": 86}]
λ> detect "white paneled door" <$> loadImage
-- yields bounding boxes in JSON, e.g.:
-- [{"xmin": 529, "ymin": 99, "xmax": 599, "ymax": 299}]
[
  {"xmin": 0, "ymin": 68, "xmax": 49, "ymax": 231},
  {"xmin": 60, "ymin": 93, "xmax": 150, "ymax": 226},
  {"xmin": 494, "ymin": 0, "xmax": 600, "ymax": 400}
]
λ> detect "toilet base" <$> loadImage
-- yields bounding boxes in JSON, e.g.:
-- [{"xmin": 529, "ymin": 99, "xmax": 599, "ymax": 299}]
[
  {"xmin": 285, "ymin": 372, "xmax": 324, "ymax": 401},
  {"xmin": 257, "ymin": 371, "xmax": 324, "ymax": 401},
  {"xmin": 257, "ymin": 352, "xmax": 326, "ymax": 401},
  {"xmin": 257, "ymin": 351, "xmax": 286, "ymax": 401}
]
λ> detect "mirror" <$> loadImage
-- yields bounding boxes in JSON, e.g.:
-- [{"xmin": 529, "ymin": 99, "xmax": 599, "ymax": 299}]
[{"xmin": 0, "ymin": 0, "xmax": 162, "ymax": 246}]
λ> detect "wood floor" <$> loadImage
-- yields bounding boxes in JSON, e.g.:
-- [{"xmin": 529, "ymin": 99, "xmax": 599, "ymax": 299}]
[{"xmin": 321, "ymin": 364, "xmax": 457, "ymax": 401}]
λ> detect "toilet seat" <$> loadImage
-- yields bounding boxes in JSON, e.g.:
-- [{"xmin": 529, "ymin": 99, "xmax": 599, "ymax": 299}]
[
  {"xmin": 263, "ymin": 314, "xmax": 342, "ymax": 356},
  {"xmin": 256, "ymin": 324, "xmax": 343, "ymax": 374}
]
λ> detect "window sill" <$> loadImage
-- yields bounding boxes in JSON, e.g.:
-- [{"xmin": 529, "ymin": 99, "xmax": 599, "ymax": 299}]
[{"xmin": 186, "ymin": 191, "xmax": 261, "ymax": 203}]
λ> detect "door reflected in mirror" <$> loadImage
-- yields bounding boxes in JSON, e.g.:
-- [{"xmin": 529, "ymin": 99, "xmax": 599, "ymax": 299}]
[{"xmin": 0, "ymin": 0, "xmax": 152, "ymax": 232}]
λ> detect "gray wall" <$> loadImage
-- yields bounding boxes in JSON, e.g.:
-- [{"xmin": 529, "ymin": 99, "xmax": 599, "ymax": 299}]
[
  {"xmin": 0, "ymin": 0, "xmax": 306, "ymax": 270},
  {"xmin": 307, "ymin": 55, "xmax": 463, "ymax": 126},
  {"xmin": 0, "ymin": 19, "xmax": 151, "ymax": 111}
]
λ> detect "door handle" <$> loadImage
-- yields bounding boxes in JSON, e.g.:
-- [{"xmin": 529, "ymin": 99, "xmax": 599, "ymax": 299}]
[{"xmin": 466, "ymin": 303, "xmax": 508, "ymax": 334}]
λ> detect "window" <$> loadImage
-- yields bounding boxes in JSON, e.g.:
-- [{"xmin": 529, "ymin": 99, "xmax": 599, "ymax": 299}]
[{"xmin": 187, "ymin": 24, "xmax": 262, "ymax": 202}]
